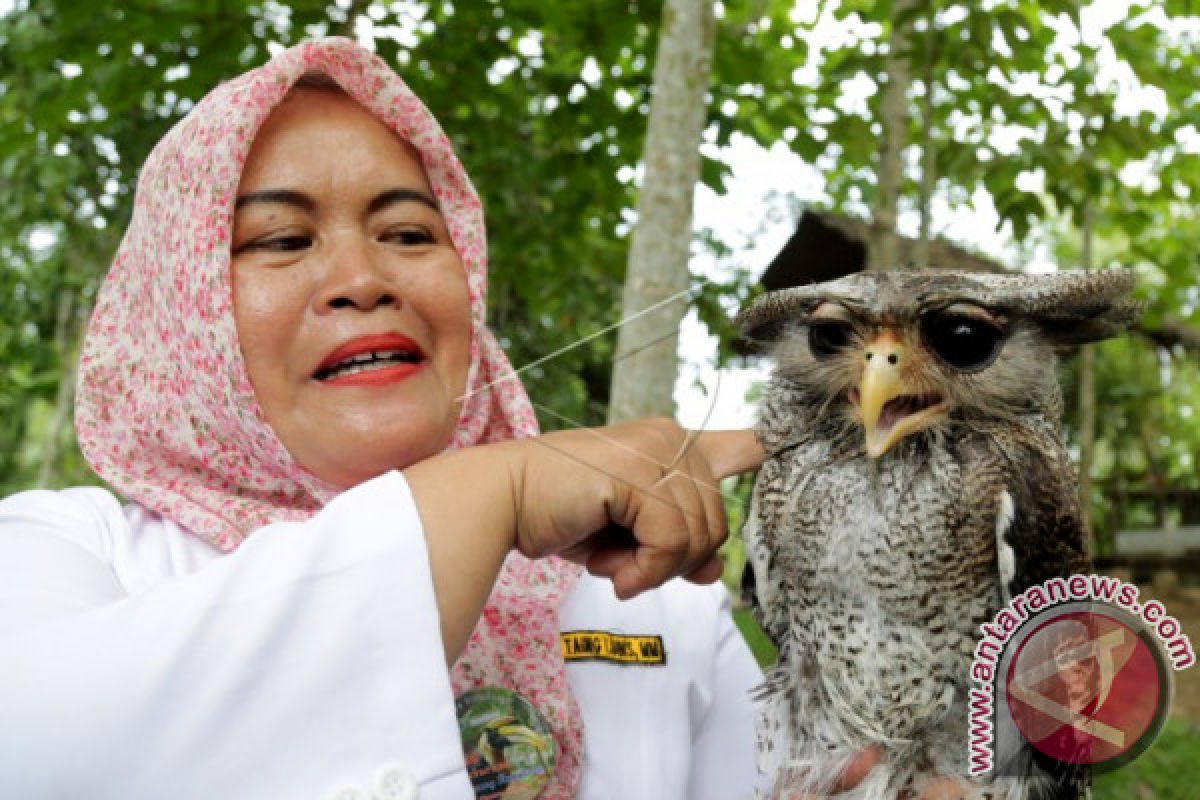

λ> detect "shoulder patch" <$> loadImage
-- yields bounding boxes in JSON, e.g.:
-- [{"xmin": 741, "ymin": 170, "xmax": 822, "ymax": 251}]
[{"xmin": 560, "ymin": 630, "xmax": 667, "ymax": 666}]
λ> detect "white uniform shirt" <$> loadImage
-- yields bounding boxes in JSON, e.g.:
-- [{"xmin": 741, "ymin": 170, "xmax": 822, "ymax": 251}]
[{"xmin": 0, "ymin": 471, "xmax": 763, "ymax": 799}]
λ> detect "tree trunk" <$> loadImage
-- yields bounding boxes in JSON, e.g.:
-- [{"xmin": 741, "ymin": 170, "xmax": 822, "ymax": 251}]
[
  {"xmin": 868, "ymin": 0, "xmax": 917, "ymax": 272},
  {"xmin": 339, "ymin": 0, "xmax": 371, "ymax": 37},
  {"xmin": 913, "ymin": 25, "xmax": 937, "ymax": 270},
  {"xmin": 1078, "ymin": 202, "xmax": 1097, "ymax": 554},
  {"xmin": 607, "ymin": 0, "xmax": 716, "ymax": 423}
]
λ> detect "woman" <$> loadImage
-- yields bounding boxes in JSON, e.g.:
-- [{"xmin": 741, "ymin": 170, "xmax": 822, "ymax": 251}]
[{"xmin": 0, "ymin": 38, "xmax": 766, "ymax": 800}]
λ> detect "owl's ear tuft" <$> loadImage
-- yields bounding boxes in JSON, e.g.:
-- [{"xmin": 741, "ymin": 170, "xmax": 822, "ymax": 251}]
[
  {"xmin": 1035, "ymin": 297, "xmax": 1144, "ymax": 345},
  {"xmin": 734, "ymin": 287, "xmax": 823, "ymax": 346},
  {"xmin": 966, "ymin": 268, "xmax": 1142, "ymax": 346},
  {"xmin": 1022, "ymin": 268, "xmax": 1143, "ymax": 346}
]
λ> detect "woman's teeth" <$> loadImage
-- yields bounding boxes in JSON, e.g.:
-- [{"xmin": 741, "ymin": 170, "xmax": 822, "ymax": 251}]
[{"xmin": 319, "ymin": 350, "xmax": 420, "ymax": 380}]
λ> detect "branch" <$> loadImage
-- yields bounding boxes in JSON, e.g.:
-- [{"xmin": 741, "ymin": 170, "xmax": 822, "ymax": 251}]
[
  {"xmin": 1137, "ymin": 316, "xmax": 1200, "ymax": 355},
  {"xmin": 339, "ymin": 0, "xmax": 371, "ymax": 38}
]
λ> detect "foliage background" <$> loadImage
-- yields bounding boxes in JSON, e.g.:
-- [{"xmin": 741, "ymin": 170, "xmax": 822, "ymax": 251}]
[{"xmin": 2, "ymin": 0, "xmax": 1198, "ymax": 794}]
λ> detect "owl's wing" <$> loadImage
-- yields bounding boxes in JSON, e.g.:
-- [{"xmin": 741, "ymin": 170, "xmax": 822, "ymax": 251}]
[
  {"xmin": 993, "ymin": 421, "xmax": 1091, "ymax": 799},
  {"xmin": 740, "ymin": 464, "xmax": 790, "ymax": 654},
  {"xmin": 997, "ymin": 419, "xmax": 1091, "ymax": 600},
  {"xmin": 740, "ymin": 376, "xmax": 822, "ymax": 656},
  {"xmin": 739, "ymin": 511, "xmax": 776, "ymax": 651}
]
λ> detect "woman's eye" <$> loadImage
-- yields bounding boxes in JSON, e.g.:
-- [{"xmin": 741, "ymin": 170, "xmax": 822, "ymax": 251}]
[
  {"xmin": 238, "ymin": 235, "xmax": 312, "ymax": 254},
  {"xmin": 808, "ymin": 321, "xmax": 854, "ymax": 358},
  {"xmin": 383, "ymin": 227, "xmax": 435, "ymax": 246}
]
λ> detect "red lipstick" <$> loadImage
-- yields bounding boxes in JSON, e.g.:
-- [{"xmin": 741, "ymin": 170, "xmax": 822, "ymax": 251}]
[{"xmin": 315, "ymin": 333, "xmax": 426, "ymax": 388}]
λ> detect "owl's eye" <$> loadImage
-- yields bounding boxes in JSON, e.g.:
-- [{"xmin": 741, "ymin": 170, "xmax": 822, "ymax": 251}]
[
  {"xmin": 808, "ymin": 321, "xmax": 854, "ymax": 358},
  {"xmin": 921, "ymin": 312, "xmax": 1005, "ymax": 371}
]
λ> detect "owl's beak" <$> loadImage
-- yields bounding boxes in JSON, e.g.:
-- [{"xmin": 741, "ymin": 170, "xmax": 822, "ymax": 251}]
[{"xmin": 856, "ymin": 330, "xmax": 947, "ymax": 458}]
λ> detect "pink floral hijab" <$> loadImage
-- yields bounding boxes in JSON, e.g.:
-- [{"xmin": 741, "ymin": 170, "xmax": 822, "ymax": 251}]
[{"xmin": 75, "ymin": 37, "xmax": 583, "ymax": 796}]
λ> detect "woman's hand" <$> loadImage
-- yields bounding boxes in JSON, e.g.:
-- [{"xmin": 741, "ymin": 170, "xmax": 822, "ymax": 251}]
[
  {"xmin": 405, "ymin": 419, "xmax": 763, "ymax": 663},
  {"xmin": 511, "ymin": 420, "xmax": 763, "ymax": 599},
  {"xmin": 783, "ymin": 747, "xmax": 972, "ymax": 799}
]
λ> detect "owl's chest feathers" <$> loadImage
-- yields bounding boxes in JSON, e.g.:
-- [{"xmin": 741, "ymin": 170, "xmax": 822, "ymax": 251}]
[
  {"xmin": 770, "ymin": 434, "xmax": 1004, "ymax": 632},
  {"xmin": 763, "ymin": 437, "xmax": 1008, "ymax": 742}
]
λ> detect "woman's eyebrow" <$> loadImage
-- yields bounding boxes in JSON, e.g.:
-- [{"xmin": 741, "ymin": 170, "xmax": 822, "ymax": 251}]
[
  {"xmin": 367, "ymin": 188, "xmax": 439, "ymax": 214},
  {"xmin": 234, "ymin": 189, "xmax": 314, "ymax": 212}
]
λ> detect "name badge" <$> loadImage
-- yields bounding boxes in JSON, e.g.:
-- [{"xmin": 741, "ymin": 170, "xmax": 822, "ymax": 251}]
[
  {"xmin": 456, "ymin": 687, "xmax": 555, "ymax": 799},
  {"xmin": 560, "ymin": 630, "xmax": 667, "ymax": 665}
]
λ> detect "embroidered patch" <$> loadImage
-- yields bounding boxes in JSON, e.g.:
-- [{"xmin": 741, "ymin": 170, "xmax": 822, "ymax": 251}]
[
  {"xmin": 456, "ymin": 687, "xmax": 555, "ymax": 799},
  {"xmin": 560, "ymin": 631, "xmax": 667, "ymax": 666}
]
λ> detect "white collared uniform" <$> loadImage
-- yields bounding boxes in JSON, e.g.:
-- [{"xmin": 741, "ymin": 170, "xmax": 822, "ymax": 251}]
[{"xmin": 0, "ymin": 472, "xmax": 764, "ymax": 799}]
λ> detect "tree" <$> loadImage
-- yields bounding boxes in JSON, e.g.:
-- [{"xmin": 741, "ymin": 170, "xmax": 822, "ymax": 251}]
[
  {"xmin": 756, "ymin": 0, "xmax": 1197, "ymax": 547},
  {"xmin": 3, "ymin": 0, "xmax": 1198, "ymax": 527},
  {"xmin": 1, "ymin": 0, "xmax": 344, "ymax": 491},
  {"xmin": 607, "ymin": 0, "xmax": 715, "ymax": 423},
  {"xmin": 0, "ymin": 0, "xmax": 791, "ymax": 490},
  {"xmin": 867, "ymin": 0, "xmax": 917, "ymax": 271}
]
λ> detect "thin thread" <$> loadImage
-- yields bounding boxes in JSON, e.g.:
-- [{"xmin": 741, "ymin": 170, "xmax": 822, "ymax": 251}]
[
  {"xmin": 665, "ymin": 369, "xmax": 723, "ymax": 472},
  {"xmin": 520, "ymin": 423, "xmax": 729, "ymax": 536},
  {"xmin": 530, "ymin": 400, "xmax": 741, "ymax": 506},
  {"xmin": 476, "ymin": 278, "xmax": 743, "ymax": 534},
  {"xmin": 457, "ymin": 283, "xmax": 703, "ymax": 405},
  {"xmin": 611, "ymin": 326, "xmax": 682, "ymax": 364}
]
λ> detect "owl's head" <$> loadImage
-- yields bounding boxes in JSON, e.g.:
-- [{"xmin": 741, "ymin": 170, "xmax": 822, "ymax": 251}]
[{"xmin": 736, "ymin": 269, "xmax": 1140, "ymax": 458}]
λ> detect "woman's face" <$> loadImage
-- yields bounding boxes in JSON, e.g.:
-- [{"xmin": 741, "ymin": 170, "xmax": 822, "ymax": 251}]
[{"xmin": 232, "ymin": 88, "xmax": 472, "ymax": 489}]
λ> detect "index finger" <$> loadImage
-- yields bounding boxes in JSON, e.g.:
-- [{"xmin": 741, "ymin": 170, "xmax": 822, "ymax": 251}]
[
  {"xmin": 783, "ymin": 747, "xmax": 883, "ymax": 799},
  {"xmin": 834, "ymin": 747, "xmax": 882, "ymax": 792},
  {"xmin": 691, "ymin": 429, "xmax": 765, "ymax": 480}
]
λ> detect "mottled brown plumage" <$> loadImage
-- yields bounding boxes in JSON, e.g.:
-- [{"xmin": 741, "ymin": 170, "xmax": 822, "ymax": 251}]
[{"xmin": 737, "ymin": 269, "xmax": 1139, "ymax": 800}]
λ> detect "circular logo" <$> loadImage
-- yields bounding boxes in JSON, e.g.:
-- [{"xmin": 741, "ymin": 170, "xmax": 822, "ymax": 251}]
[
  {"xmin": 1005, "ymin": 608, "xmax": 1172, "ymax": 771},
  {"xmin": 456, "ymin": 687, "xmax": 556, "ymax": 799}
]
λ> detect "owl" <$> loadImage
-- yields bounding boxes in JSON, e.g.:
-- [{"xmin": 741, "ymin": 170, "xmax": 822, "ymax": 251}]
[{"xmin": 735, "ymin": 269, "xmax": 1140, "ymax": 800}]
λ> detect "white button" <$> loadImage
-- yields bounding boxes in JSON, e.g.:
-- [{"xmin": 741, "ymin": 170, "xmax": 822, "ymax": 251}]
[
  {"xmin": 375, "ymin": 765, "xmax": 418, "ymax": 800},
  {"xmin": 329, "ymin": 787, "xmax": 369, "ymax": 800}
]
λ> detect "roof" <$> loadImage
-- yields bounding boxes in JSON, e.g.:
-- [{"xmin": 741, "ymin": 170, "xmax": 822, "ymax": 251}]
[{"xmin": 758, "ymin": 210, "xmax": 1009, "ymax": 292}]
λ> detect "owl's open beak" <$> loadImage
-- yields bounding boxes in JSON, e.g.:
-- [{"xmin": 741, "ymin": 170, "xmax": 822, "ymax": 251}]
[{"xmin": 855, "ymin": 330, "xmax": 948, "ymax": 458}]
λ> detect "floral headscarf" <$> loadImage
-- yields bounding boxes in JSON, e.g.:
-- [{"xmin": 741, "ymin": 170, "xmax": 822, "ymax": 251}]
[{"xmin": 75, "ymin": 37, "xmax": 583, "ymax": 796}]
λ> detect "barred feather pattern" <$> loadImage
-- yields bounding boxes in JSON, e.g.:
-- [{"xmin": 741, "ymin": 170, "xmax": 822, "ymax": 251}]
[
  {"xmin": 746, "ymin": 375, "xmax": 1090, "ymax": 800},
  {"xmin": 736, "ymin": 270, "xmax": 1134, "ymax": 800}
]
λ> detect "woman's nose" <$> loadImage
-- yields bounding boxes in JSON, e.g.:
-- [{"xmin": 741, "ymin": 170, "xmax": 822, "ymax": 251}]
[{"xmin": 314, "ymin": 235, "xmax": 398, "ymax": 313}]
